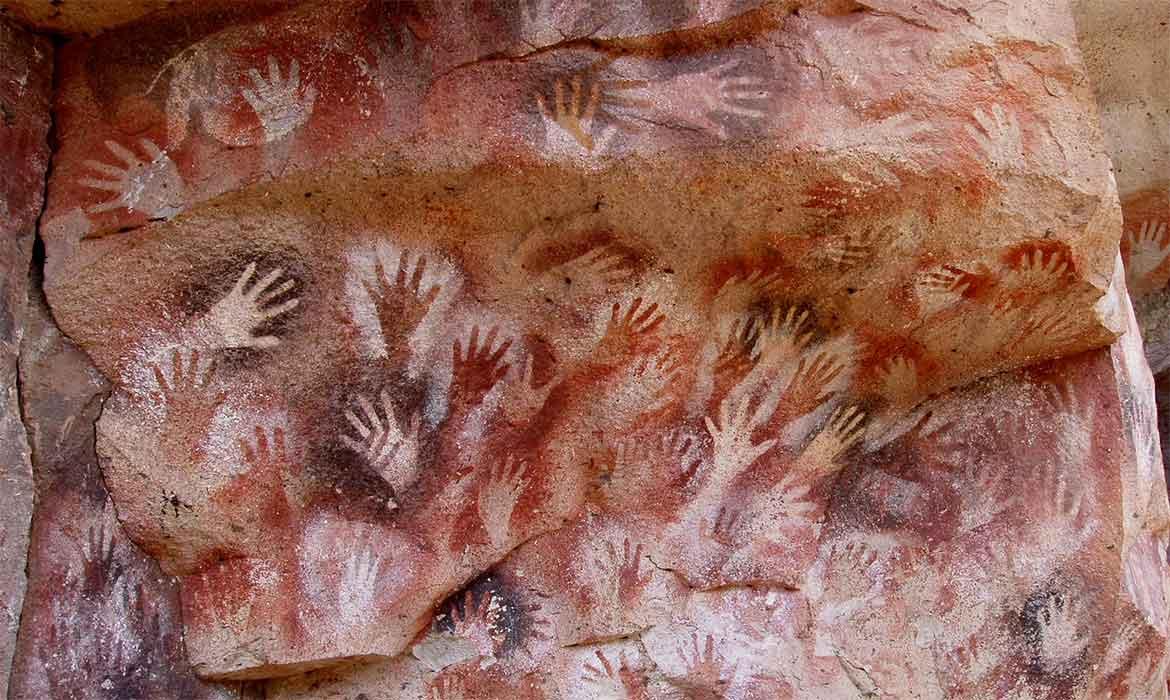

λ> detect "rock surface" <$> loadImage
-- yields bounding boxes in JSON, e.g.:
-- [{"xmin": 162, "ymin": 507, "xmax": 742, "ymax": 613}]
[
  {"xmin": 1, "ymin": 0, "xmax": 1168, "ymax": 697},
  {"xmin": 7, "ymin": 273, "xmax": 243, "ymax": 700},
  {"xmin": 0, "ymin": 17, "xmax": 51, "ymax": 699}
]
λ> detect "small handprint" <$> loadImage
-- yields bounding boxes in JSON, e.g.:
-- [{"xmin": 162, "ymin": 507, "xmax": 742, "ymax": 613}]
[
  {"xmin": 202, "ymin": 263, "xmax": 299, "ymax": 350},
  {"xmin": 77, "ymin": 504, "xmax": 122, "ymax": 596},
  {"xmin": 824, "ymin": 229, "xmax": 872, "ymax": 268},
  {"xmin": 1032, "ymin": 592, "xmax": 1089, "ymax": 673},
  {"xmin": 501, "ymin": 353, "xmax": 559, "ymax": 426},
  {"xmin": 599, "ymin": 538, "xmax": 653, "ymax": 606},
  {"xmin": 242, "ymin": 56, "xmax": 317, "ymax": 143},
  {"xmin": 537, "ymin": 75, "xmax": 619, "ymax": 156},
  {"xmin": 624, "ymin": 347, "xmax": 684, "ymax": 413},
  {"xmin": 448, "ymin": 589, "xmax": 501, "ymax": 656},
  {"xmin": 239, "ymin": 424, "xmax": 289, "ymax": 472},
  {"xmin": 554, "ymin": 245, "xmax": 641, "ymax": 289},
  {"xmin": 598, "ymin": 297, "xmax": 666, "ymax": 359},
  {"xmin": 1124, "ymin": 220, "xmax": 1170, "ymax": 290},
  {"xmin": 359, "ymin": 21, "xmax": 433, "ymax": 95},
  {"xmin": 674, "ymin": 60, "xmax": 770, "ymax": 139},
  {"xmin": 477, "ymin": 455, "xmax": 529, "ymax": 549},
  {"xmin": 677, "ymin": 633, "xmax": 732, "ymax": 693},
  {"xmin": 914, "ymin": 266, "xmax": 970, "ymax": 313},
  {"xmin": 340, "ymin": 389, "xmax": 421, "ymax": 498},
  {"xmin": 151, "ymin": 347, "xmax": 214, "ymax": 404},
  {"xmin": 782, "ymin": 350, "xmax": 846, "ymax": 415},
  {"xmin": 363, "ymin": 248, "xmax": 443, "ymax": 358},
  {"xmin": 966, "ymin": 103, "xmax": 1024, "ymax": 169},
  {"xmin": 79, "ymin": 139, "xmax": 185, "ymax": 219},
  {"xmin": 1007, "ymin": 249, "xmax": 1070, "ymax": 290},
  {"xmin": 451, "ymin": 325, "xmax": 513, "ymax": 408},
  {"xmin": 878, "ymin": 355, "xmax": 918, "ymax": 401},
  {"xmin": 704, "ymin": 388, "xmax": 779, "ymax": 485},
  {"xmin": 796, "ymin": 405, "xmax": 865, "ymax": 476},
  {"xmin": 699, "ymin": 506, "xmax": 742, "ymax": 546},
  {"xmin": 713, "ymin": 317, "xmax": 759, "ymax": 392},
  {"xmin": 754, "ymin": 306, "xmax": 813, "ymax": 367},
  {"xmin": 583, "ymin": 649, "xmax": 646, "ymax": 699}
]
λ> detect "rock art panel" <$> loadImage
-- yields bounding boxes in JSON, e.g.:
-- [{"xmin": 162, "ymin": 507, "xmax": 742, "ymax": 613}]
[
  {"xmin": 262, "ymin": 290, "xmax": 1170, "ymax": 699},
  {"xmin": 0, "ymin": 17, "xmax": 51, "ymax": 699},
  {"xmin": 26, "ymin": 0, "xmax": 1168, "ymax": 691},
  {"xmin": 7, "ymin": 279, "xmax": 244, "ymax": 700},
  {"xmin": 43, "ymin": 0, "xmax": 1125, "ymax": 402}
]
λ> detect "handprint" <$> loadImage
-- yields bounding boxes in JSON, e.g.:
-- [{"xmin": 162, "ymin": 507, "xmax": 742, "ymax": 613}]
[
  {"xmin": 537, "ymin": 75, "xmax": 620, "ymax": 156},
  {"xmin": 677, "ymin": 633, "xmax": 732, "ymax": 694},
  {"xmin": 151, "ymin": 347, "xmax": 215, "ymax": 404},
  {"xmin": 448, "ymin": 589, "xmax": 501, "ymax": 656},
  {"xmin": 966, "ymin": 103, "xmax": 1024, "ymax": 169},
  {"xmin": 878, "ymin": 355, "xmax": 918, "ymax": 402},
  {"xmin": 622, "ymin": 347, "xmax": 684, "ymax": 413},
  {"xmin": 914, "ymin": 267, "xmax": 970, "ymax": 314},
  {"xmin": 598, "ymin": 538, "xmax": 653, "ymax": 606},
  {"xmin": 501, "ymin": 353, "xmax": 559, "ymax": 426},
  {"xmin": 782, "ymin": 350, "xmax": 846, "ymax": 415},
  {"xmin": 239, "ymin": 425, "xmax": 289, "ymax": 472},
  {"xmin": 824, "ymin": 229, "xmax": 872, "ymax": 268},
  {"xmin": 699, "ymin": 506, "xmax": 742, "ymax": 546},
  {"xmin": 429, "ymin": 676, "xmax": 466, "ymax": 700},
  {"xmin": 340, "ymin": 389, "xmax": 421, "ymax": 498},
  {"xmin": 339, "ymin": 543, "xmax": 383, "ymax": 627},
  {"xmin": 477, "ymin": 455, "xmax": 529, "ymax": 549},
  {"xmin": 363, "ymin": 248, "xmax": 443, "ymax": 358},
  {"xmin": 359, "ymin": 21, "xmax": 433, "ymax": 95},
  {"xmin": 150, "ymin": 347, "xmax": 224, "ymax": 461},
  {"xmin": 201, "ymin": 263, "xmax": 299, "ymax": 350},
  {"xmin": 1031, "ymin": 592, "xmax": 1089, "ymax": 673},
  {"xmin": 79, "ymin": 139, "xmax": 185, "ymax": 219},
  {"xmin": 754, "ymin": 306, "xmax": 813, "ymax": 367},
  {"xmin": 553, "ymin": 245, "xmax": 641, "ymax": 289},
  {"xmin": 628, "ymin": 60, "xmax": 770, "ymax": 140},
  {"xmin": 598, "ymin": 297, "xmax": 666, "ymax": 359},
  {"xmin": 711, "ymin": 269, "xmax": 783, "ymax": 314},
  {"xmin": 77, "ymin": 505, "xmax": 122, "ymax": 596},
  {"xmin": 794, "ymin": 406, "xmax": 865, "ymax": 477},
  {"xmin": 242, "ymin": 56, "xmax": 317, "ymax": 143},
  {"xmin": 1006, "ymin": 249, "xmax": 1070, "ymax": 290},
  {"xmin": 451, "ymin": 325, "xmax": 513, "ymax": 408},
  {"xmin": 703, "ymin": 387, "xmax": 780, "ymax": 485},
  {"xmin": 1124, "ymin": 220, "xmax": 1170, "ymax": 292},
  {"xmin": 713, "ymin": 317, "xmax": 759, "ymax": 394},
  {"xmin": 583, "ymin": 649, "xmax": 647, "ymax": 699}
]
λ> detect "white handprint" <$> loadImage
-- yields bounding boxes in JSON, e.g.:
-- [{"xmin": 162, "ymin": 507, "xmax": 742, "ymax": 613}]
[
  {"xmin": 477, "ymin": 455, "xmax": 529, "ymax": 549},
  {"xmin": 966, "ymin": 103, "xmax": 1023, "ymax": 169},
  {"xmin": 1007, "ymin": 249, "xmax": 1070, "ymax": 290},
  {"xmin": 754, "ymin": 306, "xmax": 813, "ymax": 367},
  {"xmin": 795, "ymin": 406, "xmax": 865, "ymax": 477},
  {"xmin": 501, "ymin": 353, "xmax": 559, "ymax": 426},
  {"xmin": 1125, "ymin": 220, "xmax": 1169, "ymax": 288},
  {"xmin": 200, "ymin": 263, "xmax": 299, "ymax": 350},
  {"xmin": 339, "ymin": 545, "xmax": 383, "ymax": 627},
  {"xmin": 79, "ymin": 139, "xmax": 186, "ymax": 219},
  {"xmin": 703, "ymin": 387, "xmax": 781, "ymax": 487},
  {"xmin": 242, "ymin": 56, "xmax": 317, "ymax": 143},
  {"xmin": 914, "ymin": 267, "xmax": 969, "ymax": 314},
  {"xmin": 341, "ymin": 389, "xmax": 422, "ymax": 498}
]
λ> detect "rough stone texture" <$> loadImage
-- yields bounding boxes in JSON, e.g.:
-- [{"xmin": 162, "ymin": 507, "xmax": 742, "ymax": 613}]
[
  {"xmin": 6, "ymin": 0, "xmax": 1169, "ymax": 696},
  {"xmin": 7, "ymin": 277, "xmax": 244, "ymax": 700},
  {"xmin": 42, "ymin": 0, "xmax": 1127, "ymax": 408},
  {"xmin": 0, "ymin": 17, "xmax": 51, "ymax": 699},
  {"xmin": 0, "ymin": 0, "xmax": 216, "ymax": 36}
]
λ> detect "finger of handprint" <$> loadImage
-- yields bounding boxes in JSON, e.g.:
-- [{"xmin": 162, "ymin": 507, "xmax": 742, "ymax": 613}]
[
  {"xmin": 703, "ymin": 415, "xmax": 720, "ymax": 439},
  {"xmin": 105, "ymin": 140, "xmax": 142, "ymax": 167},
  {"xmin": 535, "ymin": 93, "xmax": 551, "ymax": 119},
  {"xmin": 582, "ymin": 80, "xmax": 601, "ymax": 125},
  {"xmin": 139, "ymin": 139, "xmax": 166, "ymax": 162},
  {"xmin": 357, "ymin": 395, "xmax": 382, "ymax": 434},
  {"xmin": 261, "ymin": 297, "xmax": 299, "ymax": 319},
  {"xmin": 267, "ymin": 55, "xmax": 282, "ymax": 84},
  {"xmin": 238, "ymin": 438, "xmax": 256, "ymax": 465},
  {"xmin": 257, "ymin": 278, "xmax": 295, "ymax": 306},
  {"xmin": 553, "ymin": 78, "xmax": 567, "ymax": 117},
  {"xmin": 287, "ymin": 58, "xmax": 300, "ymax": 88},
  {"xmin": 87, "ymin": 199, "xmax": 127, "ymax": 214},
  {"xmin": 84, "ymin": 159, "xmax": 125, "ymax": 178},
  {"xmin": 409, "ymin": 255, "xmax": 428, "ymax": 293},
  {"xmin": 344, "ymin": 408, "xmax": 371, "ymax": 439},
  {"xmin": 247, "ymin": 66, "xmax": 267, "ymax": 92},
  {"xmin": 151, "ymin": 363, "xmax": 171, "ymax": 397},
  {"xmin": 78, "ymin": 177, "xmax": 125, "ymax": 193}
]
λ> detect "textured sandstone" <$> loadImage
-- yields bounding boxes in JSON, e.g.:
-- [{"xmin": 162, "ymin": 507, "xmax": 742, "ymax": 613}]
[
  {"xmin": 3, "ymin": 0, "xmax": 1167, "ymax": 696},
  {"xmin": 0, "ymin": 17, "xmax": 51, "ymax": 699},
  {"xmin": 7, "ymin": 277, "xmax": 242, "ymax": 700}
]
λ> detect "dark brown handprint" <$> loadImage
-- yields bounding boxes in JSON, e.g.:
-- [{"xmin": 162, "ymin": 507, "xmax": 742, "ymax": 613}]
[
  {"xmin": 451, "ymin": 325, "xmax": 513, "ymax": 411},
  {"xmin": 364, "ymin": 250, "xmax": 442, "ymax": 361}
]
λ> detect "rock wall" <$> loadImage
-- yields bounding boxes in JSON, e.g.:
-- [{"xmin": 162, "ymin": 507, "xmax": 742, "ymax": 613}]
[
  {"xmin": 0, "ymin": 18, "xmax": 50, "ymax": 699},
  {"xmin": 0, "ymin": 0, "xmax": 1168, "ymax": 698}
]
